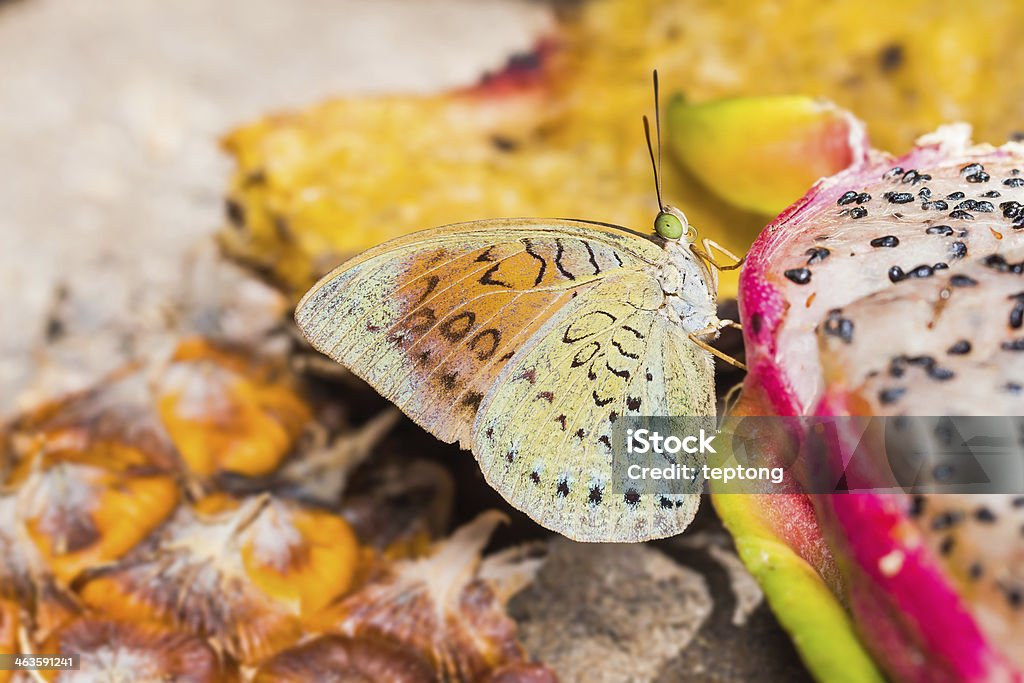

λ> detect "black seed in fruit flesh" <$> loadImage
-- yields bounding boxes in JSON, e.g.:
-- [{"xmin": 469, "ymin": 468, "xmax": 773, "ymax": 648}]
[
  {"xmin": 885, "ymin": 191, "xmax": 914, "ymax": 204},
  {"xmin": 947, "ymin": 340, "xmax": 972, "ymax": 355},
  {"xmin": 870, "ymin": 235, "xmax": 900, "ymax": 248},
  {"xmin": 878, "ymin": 387, "xmax": 906, "ymax": 405},
  {"xmin": 950, "ymin": 275, "xmax": 978, "ymax": 287},
  {"xmin": 822, "ymin": 309, "xmax": 855, "ymax": 343},
  {"xmin": 784, "ymin": 268, "xmax": 812, "ymax": 285},
  {"xmin": 805, "ymin": 247, "xmax": 830, "ymax": 265},
  {"xmin": 837, "ymin": 191, "xmax": 858, "ymax": 206}
]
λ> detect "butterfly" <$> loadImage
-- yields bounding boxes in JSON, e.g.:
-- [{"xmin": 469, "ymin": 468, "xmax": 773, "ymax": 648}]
[{"xmin": 295, "ymin": 73, "xmax": 743, "ymax": 542}]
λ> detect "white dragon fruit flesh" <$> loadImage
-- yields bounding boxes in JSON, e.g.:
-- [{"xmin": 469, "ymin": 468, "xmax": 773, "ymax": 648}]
[{"xmin": 735, "ymin": 124, "xmax": 1024, "ymax": 682}]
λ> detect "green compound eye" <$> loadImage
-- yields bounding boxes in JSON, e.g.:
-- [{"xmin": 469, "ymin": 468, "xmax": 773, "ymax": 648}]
[{"xmin": 654, "ymin": 211, "xmax": 684, "ymax": 239}]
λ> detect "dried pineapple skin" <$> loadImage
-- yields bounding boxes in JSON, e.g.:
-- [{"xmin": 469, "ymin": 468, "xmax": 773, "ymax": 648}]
[
  {"xmin": 0, "ymin": 341, "xmax": 548, "ymax": 680},
  {"xmin": 219, "ymin": 0, "xmax": 1024, "ymax": 300},
  {"xmin": 155, "ymin": 337, "xmax": 312, "ymax": 479},
  {"xmin": 78, "ymin": 494, "xmax": 362, "ymax": 666}
]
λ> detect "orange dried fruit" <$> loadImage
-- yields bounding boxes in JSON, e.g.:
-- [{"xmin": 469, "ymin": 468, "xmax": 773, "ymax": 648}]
[
  {"xmin": 19, "ymin": 462, "xmax": 179, "ymax": 586},
  {"xmin": 253, "ymin": 634, "xmax": 435, "ymax": 683},
  {"xmin": 79, "ymin": 494, "xmax": 360, "ymax": 664},
  {"xmin": 38, "ymin": 618, "xmax": 237, "ymax": 682},
  {"xmin": 218, "ymin": 46, "xmax": 563, "ymax": 300},
  {"xmin": 156, "ymin": 338, "xmax": 311, "ymax": 479}
]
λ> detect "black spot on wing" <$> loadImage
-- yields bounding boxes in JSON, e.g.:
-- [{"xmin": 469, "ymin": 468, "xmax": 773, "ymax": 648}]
[
  {"xmin": 414, "ymin": 275, "xmax": 441, "ymax": 306},
  {"xmin": 517, "ymin": 368, "xmax": 537, "ymax": 383},
  {"xmin": 469, "ymin": 328, "xmax": 501, "ymax": 360},
  {"xmin": 475, "ymin": 246, "xmax": 497, "ymax": 262},
  {"xmin": 439, "ymin": 311, "xmax": 476, "ymax": 342},
  {"xmin": 606, "ymin": 362, "xmax": 630, "ymax": 379},
  {"xmin": 554, "ymin": 239, "xmax": 576, "ymax": 280},
  {"xmin": 611, "ymin": 340, "xmax": 640, "ymax": 360},
  {"xmin": 563, "ymin": 310, "xmax": 617, "ymax": 343},
  {"xmin": 406, "ymin": 307, "xmax": 437, "ymax": 334},
  {"xmin": 461, "ymin": 391, "xmax": 484, "ymax": 413},
  {"xmin": 523, "ymin": 238, "xmax": 547, "ymax": 286},
  {"xmin": 479, "ymin": 262, "xmax": 513, "ymax": 288},
  {"xmin": 593, "ymin": 390, "xmax": 615, "ymax": 407},
  {"xmin": 439, "ymin": 371, "xmax": 459, "ymax": 392},
  {"xmin": 571, "ymin": 341, "xmax": 601, "ymax": 368},
  {"xmin": 583, "ymin": 240, "xmax": 601, "ymax": 274}
]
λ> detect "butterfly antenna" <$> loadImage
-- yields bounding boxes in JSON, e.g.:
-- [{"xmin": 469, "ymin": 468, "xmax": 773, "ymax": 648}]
[
  {"xmin": 642, "ymin": 117, "xmax": 663, "ymax": 211},
  {"xmin": 643, "ymin": 70, "xmax": 666, "ymax": 211},
  {"xmin": 654, "ymin": 70, "xmax": 664, "ymax": 207}
]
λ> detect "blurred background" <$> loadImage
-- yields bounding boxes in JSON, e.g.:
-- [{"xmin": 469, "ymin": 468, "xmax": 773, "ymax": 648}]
[{"xmin": 0, "ymin": 0, "xmax": 554, "ymax": 410}]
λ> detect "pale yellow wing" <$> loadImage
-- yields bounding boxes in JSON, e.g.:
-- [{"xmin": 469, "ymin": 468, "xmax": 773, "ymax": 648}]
[
  {"xmin": 296, "ymin": 217, "xmax": 713, "ymax": 542},
  {"xmin": 474, "ymin": 272, "xmax": 713, "ymax": 542}
]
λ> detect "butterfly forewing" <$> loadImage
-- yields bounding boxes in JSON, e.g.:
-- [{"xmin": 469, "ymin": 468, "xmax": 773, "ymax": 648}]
[{"xmin": 296, "ymin": 218, "xmax": 715, "ymax": 542}]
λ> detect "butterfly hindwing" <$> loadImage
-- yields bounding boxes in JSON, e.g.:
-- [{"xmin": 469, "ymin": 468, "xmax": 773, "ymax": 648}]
[{"xmin": 474, "ymin": 273, "xmax": 712, "ymax": 542}]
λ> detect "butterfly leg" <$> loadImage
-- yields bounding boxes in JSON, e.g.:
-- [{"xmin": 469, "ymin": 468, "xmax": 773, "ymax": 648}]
[
  {"xmin": 720, "ymin": 379, "xmax": 745, "ymax": 419},
  {"xmin": 688, "ymin": 325, "xmax": 747, "ymax": 371},
  {"xmin": 715, "ymin": 318, "xmax": 744, "ymax": 332},
  {"xmin": 692, "ymin": 238, "xmax": 746, "ymax": 272}
]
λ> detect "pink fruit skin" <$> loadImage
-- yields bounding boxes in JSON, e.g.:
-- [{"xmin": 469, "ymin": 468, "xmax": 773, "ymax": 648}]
[
  {"xmin": 817, "ymin": 493, "xmax": 1018, "ymax": 682},
  {"xmin": 815, "ymin": 395, "xmax": 1020, "ymax": 683},
  {"xmin": 739, "ymin": 136, "xmax": 1024, "ymax": 681}
]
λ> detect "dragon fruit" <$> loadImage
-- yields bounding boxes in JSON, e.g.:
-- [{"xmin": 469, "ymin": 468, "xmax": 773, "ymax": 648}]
[{"xmin": 720, "ymin": 123, "xmax": 1024, "ymax": 682}]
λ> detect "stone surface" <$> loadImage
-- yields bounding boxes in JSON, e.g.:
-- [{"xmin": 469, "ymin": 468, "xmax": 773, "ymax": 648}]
[
  {"xmin": 506, "ymin": 507, "xmax": 813, "ymax": 683},
  {"xmin": 509, "ymin": 539, "xmax": 714, "ymax": 683}
]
